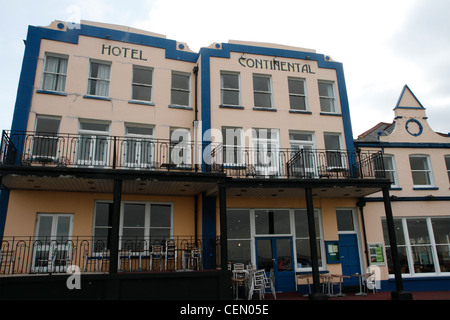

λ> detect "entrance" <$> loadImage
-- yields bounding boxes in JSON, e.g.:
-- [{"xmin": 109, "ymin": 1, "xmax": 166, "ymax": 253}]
[{"xmin": 255, "ymin": 237, "xmax": 296, "ymax": 292}]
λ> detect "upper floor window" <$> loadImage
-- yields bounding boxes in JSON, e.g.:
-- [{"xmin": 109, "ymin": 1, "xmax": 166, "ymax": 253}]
[
  {"xmin": 87, "ymin": 61, "xmax": 111, "ymax": 97},
  {"xmin": 171, "ymin": 72, "xmax": 190, "ymax": 107},
  {"xmin": 132, "ymin": 66, "xmax": 153, "ymax": 102},
  {"xmin": 382, "ymin": 154, "xmax": 399, "ymax": 187},
  {"xmin": 253, "ymin": 74, "xmax": 272, "ymax": 108},
  {"xmin": 41, "ymin": 54, "xmax": 68, "ymax": 92},
  {"xmin": 288, "ymin": 78, "xmax": 307, "ymax": 111},
  {"xmin": 222, "ymin": 126, "xmax": 244, "ymax": 166},
  {"xmin": 409, "ymin": 154, "xmax": 434, "ymax": 187},
  {"xmin": 221, "ymin": 72, "xmax": 240, "ymax": 106},
  {"xmin": 445, "ymin": 155, "xmax": 450, "ymax": 183},
  {"xmin": 318, "ymin": 81, "xmax": 336, "ymax": 113}
]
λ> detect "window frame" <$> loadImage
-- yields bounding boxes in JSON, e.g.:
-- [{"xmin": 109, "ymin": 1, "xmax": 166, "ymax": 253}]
[
  {"xmin": 253, "ymin": 74, "xmax": 273, "ymax": 109},
  {"xmin": 170, "ymin": 72, "xmax": 191, "ymax": 107},
  {"xmin": 220, "ymin": 71, "xmax": 241, "ymax": 107},
  {"xmin": 318, "ymin": 80, "xmax": 337, "ymax": 113},
  {"xmin": 409, "ymin": 154, "xmax": 435, "ymax": 188},
  {"xmin": 288, "ymin": 77, "xmax": 308, "ymax": 111},
  {"xmin": 41, "ymin": 53, "xmax": 69, "ymax": 92},
  {"xmin": 445, "ymin": 155, "xmax": 450, "ymax": 183},
  {"xmin": 131, "ymin": 65, "xmax": 153, "ymax": 102},
  {"xmin": 382, "ymin": 154, "xmax": 400, "ymax": 188},
  {"xmin": 87, "ymin": 60, "xmax": 111, "ymax": 98}
]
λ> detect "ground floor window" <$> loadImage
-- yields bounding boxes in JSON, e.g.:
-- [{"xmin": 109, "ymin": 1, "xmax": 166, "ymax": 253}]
[
  {"xmin": 382, "ymin": 216, "xmax": 450, "ymax": 276},
  {"xmin": 227, "ymin": 208, "xmax": 324, "ymax": 271},
  {"xmin": 93, "ymin": 201, "xmax": 173, "ymax": 250}
]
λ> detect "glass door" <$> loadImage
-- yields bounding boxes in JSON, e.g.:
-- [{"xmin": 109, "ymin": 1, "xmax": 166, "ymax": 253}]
[
  {"xmin": 255, "ymin": 237, "xmax": 296, "ymax": 292},
  {"xmin": 32, "ymin": 214, "xmax": 73, "ymax": 273}
]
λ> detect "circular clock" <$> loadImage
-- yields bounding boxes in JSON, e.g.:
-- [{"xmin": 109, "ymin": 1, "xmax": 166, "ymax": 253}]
[{"xmin": 405, "ymin": 119, "xmax": 423, "ymax": 136}]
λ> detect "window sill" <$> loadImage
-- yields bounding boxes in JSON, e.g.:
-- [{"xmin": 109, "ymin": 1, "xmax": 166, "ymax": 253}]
[
  {"xmin": 169, "ymin": 104, "xmax": 193, "ymax": 110},
  {"xmin": 289, "ymin": 110, "xmax": 312, "ymax": 115},
  {"xmin": 36, "ymin": 90, "xmax": 67, "ymax": 96},
  {"xmin": 83, "ymin": 95, "xmax": 111, "ymax": 101},
  {"xmin": 320, "ymin": 112, "xmax": 342, "ymax": 117},
  {"xmin": 253, "ymin": 107, "xmax": 277, "ymax": 112},
  {"xmin": 219, "ymin": 105, "xmax": 244, "ymax": 110},
  {"xmin": 390, "ymin": 187, "xmax": 402, "ymax": 190},
  {"xmin": 413, "ymin": 187, "xmax": 439, "ymax": 190},
  {"xmin": 128, "ymin": 100, "xmax": 155, "ymax": 106}
]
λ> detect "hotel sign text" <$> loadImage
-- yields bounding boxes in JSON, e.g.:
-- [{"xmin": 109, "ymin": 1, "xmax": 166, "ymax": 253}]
[
  {"xmin": 101, "ymin": 44, "xmax": 147, "ymax": 61},
  {"xmin": 238, "ymin": 57, "xmax": 315, "ymax": 74}
]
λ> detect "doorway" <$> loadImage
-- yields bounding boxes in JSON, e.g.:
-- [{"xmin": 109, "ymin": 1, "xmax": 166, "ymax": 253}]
[{"xmin": 255, "ymin": 237, "xmax": 296, "ymax": 292}]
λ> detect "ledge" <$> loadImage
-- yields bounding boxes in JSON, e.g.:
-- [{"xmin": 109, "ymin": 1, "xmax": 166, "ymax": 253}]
[
  {"xmin": 36, "ymin": 90, "xmax": 67, "ymax": 96},
  {"xmin": 83, "ymin": 95, "xmax": 111, "ymax": 101},
  {"xmin": 253, "ymin": 107, "xmax": 277, "ymax": 112},
  {"xmin": 128, "ymin": 100, "xmax": 155, "ymax": 106},
  {"xmin": 168, "ymin": 104, "xmax": 193, "ymax": 110},
  {"xmin": 289, "ymin": 110, "xmax": 312, "ymax": 115},
  {"xmin": 219, "ymin": 105, "xmax": 244, "ymax": 110}
]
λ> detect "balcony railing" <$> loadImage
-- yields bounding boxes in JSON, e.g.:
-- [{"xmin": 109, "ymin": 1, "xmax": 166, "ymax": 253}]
[
  {"xmin": 0, "ymin": 131, "xmax": 385, "ymax": 179},
  {"xmin": 0, "ymin": 236, "xmax": 220, "ymax": 275}
]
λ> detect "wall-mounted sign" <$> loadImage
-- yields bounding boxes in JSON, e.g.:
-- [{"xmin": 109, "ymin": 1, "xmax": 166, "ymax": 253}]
[
  {"xmin": 238, "ymin": 56, "xmax": 315, "ymax": 74},
  {"xmin": 325, "ymin": 241, "xmax": 340, "ymax": 263},
  {"xmin": 101, "ymin": 44, "xmax": 147, "ymax": 61},
  {"xmin": 368, "ymin": 243, "xmax": 385, "ymax": 266}
]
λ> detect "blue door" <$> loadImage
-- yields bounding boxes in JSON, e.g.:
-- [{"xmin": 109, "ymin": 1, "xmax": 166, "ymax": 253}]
[
  {"xmin": 256, "ymin": 237, "xmax": 296, "ymax": 292},
  {"xmin": 338, "ymin": 234, "xmax": 361, "ymax": 286}
]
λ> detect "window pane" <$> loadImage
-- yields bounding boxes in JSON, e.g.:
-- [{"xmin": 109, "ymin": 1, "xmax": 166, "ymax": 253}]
[
  {"xmin": 172, "ymin": 74, "xmax": 189, "ymax": 90},
  {"xmin": 227, "ymin": 210, "xmax": 250, "ymax": 239},
  {"xmin": 336, "ymin": 209, "xmax": 354, "ymax": 232},
  {"xmin": 407, "ymin": 219, "xmax": 430, "ymax": 244},
  {"xmin": 288, "ymin": 79, "xmax": 305, "ymax": 95},
  {"xmin": 133, "ymin": 68, "xmax": 152, "ymax": 85},
  {"xmin": 126, "ymin": 126, "xmax": 153, "ymax": 136},
  {"xmin": 318, "ymin": 82, "xmax": 332, "ymax": 97},
  {"xmin": 80, "ymin": 122, "xmax": 109, "ymax": 132},
  {"xmin": 324, "ymin": 134, "xmax": 340, "ymax": 150},
  {"xmin": 382, "ymin": 219, "xmax": 406, "ymax": 246},
  {"xmin": 253, "ymin": 76, "xmax": 270, "ymax": 91},
  {"xmin": 222, "ymin": 90, "xmax": 240, "ymax": 105},
  {"xmin": 150, "ymin": 204, "xmax": 171, "ymax": 228},
  {"xmin": 228, "ymin": 240, "xmax": 251, "ymax": 265},
  {"xmin": 37, "ymin": 216, "xmax": 53, "ymax": 238},
  {"xmin": 132, "ymin": 85, "xmax": 152, "ymax": 101},
  {"xmin": 95, "ymin": 203, "xmax": 112, "ymax": 227},
  {"xmin": 222, "ymin": 73, "xmax": 239, "ymax": 89},
  {"xmin": 296, "ymin": 239, "xmax": 322, "ymax": 268},
  {"xmin": 123, "ymin": 204, "xmax": 145, "ymax": 227},
  {"xmin": 412, "ymin": 171, "xmax": 431, "ymax": 185},
  {"xmin": 36, "ymin": 117, "xmax": 60, "ymax": 134},
  {"xmin": 294, "ymin": 209, "xmax": 320, "ymax": 237},
  {"xmin": 289, "ymin": 95, "xmax": 306, "ymax": 110},
  {"xmin": 254, "ymin": 92, "xmax": 271, "ymax": 108},
  {"xmin": 255, "ymin": 210, "xmax": 290, "ymax": 234},
  {"xmin": 171, "ymin": 90, "xmax": 189, "ymax": 106}
]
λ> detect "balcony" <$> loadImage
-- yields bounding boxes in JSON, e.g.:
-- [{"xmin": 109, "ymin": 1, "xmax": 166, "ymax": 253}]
[
  {"xmin": 0, "ymin": 130, "xmax": 385, "ymax": 181},
  {"xmin": 0, "ymin": 235, "xmax": 220, "ymax": 276}
]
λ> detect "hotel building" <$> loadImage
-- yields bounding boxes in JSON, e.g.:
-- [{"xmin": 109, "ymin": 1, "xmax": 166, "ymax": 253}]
[{"xmin": 0, "ymin": 20, "xmax": 441, "ymax": 299}]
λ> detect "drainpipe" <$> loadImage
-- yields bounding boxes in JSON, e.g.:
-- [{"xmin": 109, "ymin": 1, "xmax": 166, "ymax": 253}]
[
  {"xmin": 357, "ymin": 199, "xmax": 370, "ymax": 267},
  {"xmin": 193, "ymin": 65, "xmax": 199, "ymax": 172}
]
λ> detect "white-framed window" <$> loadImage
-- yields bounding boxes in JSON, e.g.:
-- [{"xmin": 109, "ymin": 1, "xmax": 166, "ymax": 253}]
[
  {"xmin": 289, "ymin": 131, "xmax": 316, "ymax": 177},
  {"xmin": 294, "ymin": 209, "xmax": 324, "ymax": 270},
  {"xmin": 77, "ymin": 120, "xmax": 110, "ymax": 166},
  {"xmin": 33, "ymin": 213, "xmax": 73, "ymax": 273},
  {"xmin": 382, "ymin": 154, "xmax": 400, "ymax": 187},
  {"xmin": 171, "ymin": 72, "xmax": 190, "ymax": 107},
  {"xmin": 123, "ymin": 124, "xmax": 155, "ymax": 168},
  {"xmin": 131, "ymin": 66, "xmax": 153, "ymax": 102},
  {"xmin": 318, "ymin": 81, "xmax": 336, "ymax": 113},
  {"xmin": 120, "ymin": 202, "xmax": 173, "ymax": 249},
  {"xmin": 87, "ymin": 60, "xmax": 111, "ymax": 97},
  {"xmin": 324, "ymin": 133, "xmax": 343, "ymax": 168},
  {"xmin": 252, "ymin": 128, "xmax": 280, "ymax": 176},
  {"xmin": 382, "ymin": 217, "xmax": 450, "ymax": 276},
  {"xmin": 409, "ymin": 154, "xmax": 435, "ymax": 187},
  {"xmin": 253, "ymin": 74, "xmax": 272, "ymax": 108},
  {"xmin": 32, "ymin": 116, "xmax": 61, "ymax": 160},
  {"xmin": 226, "ymin": 209, "xmax": 252, "ymax": 266},
  {"xmin": 445, "ymin": 155, "xmax": 450, "ymax": 183},
  {"xmin": 288, "ymin": 77, "xmax": 307, "ymax": 111},
  {"xmin": 222, "ymin": 126, "xmax": 244, "ymax": 166},
  {"xmin": 41, "ymin": 54, "xmax": 68, "ymax": 92},
  {"xmin": 169, "ymin": 127, "xmax": 191, "ymax": 168},
  {"xmin": 220, "ymin": 72, "xmax": 240, "ymax": 106}
]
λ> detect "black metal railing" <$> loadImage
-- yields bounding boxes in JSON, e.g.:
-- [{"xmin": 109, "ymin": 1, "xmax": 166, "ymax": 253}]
[
  {"xmin": 0, "ymin": 130, "xmax": 385, "ymax": 180},
  {"xmin": 0, "ymin": 235, "xmax": 221, "ymax": 275}
]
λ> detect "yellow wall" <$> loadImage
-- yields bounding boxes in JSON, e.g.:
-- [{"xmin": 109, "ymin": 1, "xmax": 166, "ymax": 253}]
[{"xmin": 3, "ymin": 190, "xmax": 196, "ymax": 237}]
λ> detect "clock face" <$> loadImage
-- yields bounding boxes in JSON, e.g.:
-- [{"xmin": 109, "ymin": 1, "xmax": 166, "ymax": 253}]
[{"xmin": 405, "ymin": 119, "xmax": 423, "ymax": 136}]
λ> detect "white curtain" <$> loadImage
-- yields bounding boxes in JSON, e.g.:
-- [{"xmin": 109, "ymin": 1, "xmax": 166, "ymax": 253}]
[
  {"xmin": 43, "ymin": 56, "xmax": 67, "ymax": 91},
  {"xmin": 95, "ymin": 64, "xmax": 110, "ymax": 97}
]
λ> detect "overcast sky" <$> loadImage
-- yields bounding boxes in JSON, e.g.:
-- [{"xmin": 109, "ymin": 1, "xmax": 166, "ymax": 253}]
[{"xmin": 1, "ymin": 0, "xmax": 449, "ymax": 138}]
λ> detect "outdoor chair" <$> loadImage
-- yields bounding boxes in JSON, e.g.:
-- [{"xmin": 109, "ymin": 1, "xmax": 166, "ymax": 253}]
[
  {"xmin": 150, "ymin": 245, "xmax": 163, "ymax": 271},
  {"xmin": 165, "ymin": 239, "xmax": 177, "ymax": 271}
]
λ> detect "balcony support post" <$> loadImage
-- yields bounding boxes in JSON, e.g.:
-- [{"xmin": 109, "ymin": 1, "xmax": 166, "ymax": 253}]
[
  {"xmin": 109, "ymin": 178, "xmax": 122, "ymax": 274},
  {"xmin": 382, "ymin": 187, "xmax": 413, "ymax": 300},
  {"xmin": 305, "ymin": 187, "xmax": 328, "ymax": 300},
  {"xmin": 218, "ymin": 182, "xmax": 228, "ymax": 271}
]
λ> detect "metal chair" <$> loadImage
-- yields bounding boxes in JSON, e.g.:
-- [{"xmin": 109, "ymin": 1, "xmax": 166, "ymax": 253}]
[
  {"xmin": 150, "ymin": 245, "xmax": 163, "ymax": 271},
  {"xmin": 165, "ymin": 239, "xmax": 177, "ymax": 271},
  {"xmin": 248, "ymin": 270, "xmax": 265, "ymax": 300}
]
